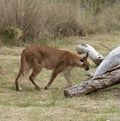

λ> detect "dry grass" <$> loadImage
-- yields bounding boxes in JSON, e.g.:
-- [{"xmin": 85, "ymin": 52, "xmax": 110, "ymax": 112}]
[
  {"xmin": 0, "ymin": 34, "xmax": 120, "ymax": 121},
  {"xmin": 0, "ymin": 0, "xmax": 84, "ymax": 41},
  {"xmin": 0, "ymin": 0, "xmax": 120, "ymax": 43}
]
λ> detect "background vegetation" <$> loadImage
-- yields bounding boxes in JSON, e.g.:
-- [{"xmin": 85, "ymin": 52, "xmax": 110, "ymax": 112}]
[{"xmin": 0, "ymin": 0, "xmax": 120, "ymax": 44}]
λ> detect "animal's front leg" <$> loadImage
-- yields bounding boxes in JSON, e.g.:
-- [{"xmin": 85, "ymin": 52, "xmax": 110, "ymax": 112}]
[
  {"xmin": 44, "ymin": 69, "xmax": 58, "ymax": 90},
  {"xmin": 44, "ymin": 62, "xmax": 67, "ymax": 90},
  {"xmin": 63, "ymin": 68, "xmax": 73, "ymax": 87}
]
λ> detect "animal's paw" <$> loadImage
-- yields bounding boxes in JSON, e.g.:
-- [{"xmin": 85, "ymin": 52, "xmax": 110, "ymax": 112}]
[
  {"xmin": 44, "ymin": 86, "xmax": 48, "ymax": 90},
  {"xmin": 16, "ymin": 85, "xmax": 22, "ymax": 91},
  {"xmin": 35, "ymin": 87, "xmax": 40, "ymax": 90}
]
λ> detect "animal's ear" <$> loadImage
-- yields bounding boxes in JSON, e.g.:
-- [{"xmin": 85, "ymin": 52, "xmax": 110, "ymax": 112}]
[{"xmin": 80, "ymin": 51, "xmax": 89, "ymax": 62}]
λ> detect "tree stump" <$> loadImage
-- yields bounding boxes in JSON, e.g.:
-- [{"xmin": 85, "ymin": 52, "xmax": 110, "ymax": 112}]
[{"xmin": 64, "ymin": 66, "xmax": 120, "ymax": 98}]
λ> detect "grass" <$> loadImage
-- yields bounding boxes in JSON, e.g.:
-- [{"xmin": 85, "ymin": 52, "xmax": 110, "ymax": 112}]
[
  {"xmin": 0, "ymin": 0, "xmax": 120, "ymax": 43},
  {"xmin": 0, "ymin": 33, "xmax": 120, "ymax": 121}
]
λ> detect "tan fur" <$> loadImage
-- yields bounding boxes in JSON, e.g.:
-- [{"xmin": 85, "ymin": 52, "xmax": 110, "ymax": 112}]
[{"xmin": 15, "ymin": 46, "xmax": 89, "ymax": 91}]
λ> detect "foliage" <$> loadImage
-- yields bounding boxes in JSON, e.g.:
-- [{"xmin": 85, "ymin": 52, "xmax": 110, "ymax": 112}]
[
  {"xmin": 0, "ymin": 0, "xmax": 119, "ymax": 45},
  {"xmin": 2, "ymin": 26, "xmax": 23, "ymax": 44}
]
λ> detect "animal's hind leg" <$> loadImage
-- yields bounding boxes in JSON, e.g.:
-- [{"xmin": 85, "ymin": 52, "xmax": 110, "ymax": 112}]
[
  {"xmin": 15, "ymin": 62, "xmax": 30, "ymax": 91},
  {"xmin": 29, "ymin": 63, "xmax": 43, "ymax": 90}
]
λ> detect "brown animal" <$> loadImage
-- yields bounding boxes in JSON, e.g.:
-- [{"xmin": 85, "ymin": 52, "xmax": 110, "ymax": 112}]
[{"xmin": 15, "ymin": 46, "xmax": 89, "ymax": 91}]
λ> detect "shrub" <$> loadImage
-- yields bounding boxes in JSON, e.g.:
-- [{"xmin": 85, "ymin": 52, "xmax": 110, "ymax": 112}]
[
  {"xmin": 2, "ymin": 26, "xmax": 23, "ymax": 44},
  {"xmin": 0, "ymin": 0, "xmax": 85, "ymax": 42},
  {"xmin": 0, "ymin": 0, "xmax": 119, "ymax": 44}
]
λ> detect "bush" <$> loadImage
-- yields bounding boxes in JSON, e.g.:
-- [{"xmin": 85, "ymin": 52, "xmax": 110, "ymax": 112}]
[
  {"xmin": 0, "ymin": 0, "xmax": 119, "ymax": 44},
  {"xmin": 2, "ymin": 26, "xmax": 23, "ymax": 44},
  {"xmin": 0, "ymin": 0, "xmax": 85, "ymax": 42}
]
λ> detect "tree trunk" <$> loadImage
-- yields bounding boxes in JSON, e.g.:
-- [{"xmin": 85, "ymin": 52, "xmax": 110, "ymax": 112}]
[{"xmin": 64, "ymin": 66, "xmax": 120, "ymax": 98}]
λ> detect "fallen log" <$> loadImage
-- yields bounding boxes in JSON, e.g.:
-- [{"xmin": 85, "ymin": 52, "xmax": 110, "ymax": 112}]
[
  {"xmin": 64, "ymin": 66, "xmax": 120, "ymax": 98},
  {"xmin": 93, "ymin": 46, "xmax": 120, "ymax": 77},
  {"xmin": 76, "ymin": 44, "xmax": 104, "ymax": 65}
]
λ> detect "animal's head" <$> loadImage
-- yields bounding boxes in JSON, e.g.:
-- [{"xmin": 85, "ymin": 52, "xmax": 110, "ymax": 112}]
[{"xmin": 80, "ymin": 51, "xmax": 89, "ymax": 71}]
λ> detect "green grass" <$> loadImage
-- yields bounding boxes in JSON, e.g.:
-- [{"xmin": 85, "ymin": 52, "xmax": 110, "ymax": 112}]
[{"xmin": 0, "ymin": 34, "xmax": 120, "ymax": 121}]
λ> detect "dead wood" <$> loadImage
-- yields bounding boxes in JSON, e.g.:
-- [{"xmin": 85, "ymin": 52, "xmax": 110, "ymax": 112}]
[{"xmin": 64, "ymin": 66, "xmax": 120, "ymax": 98}]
